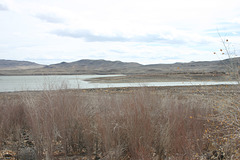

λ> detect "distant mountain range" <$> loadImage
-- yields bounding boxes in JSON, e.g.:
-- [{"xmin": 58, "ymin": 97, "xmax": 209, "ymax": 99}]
[
  {"xmin": 0, "ymin": 59, "xmax": 44, "ymax": 70},
  {"xmin": 46, "ymin": 59, "xmax": 141, "ymax": 70},
  {"xmin": 0, "ymin": 58, "xmax": 239, "ymax": 75}
]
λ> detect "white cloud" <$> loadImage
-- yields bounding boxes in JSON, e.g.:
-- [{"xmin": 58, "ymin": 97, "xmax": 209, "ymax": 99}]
[{"xmin": 0, "ymin": 0, "xmax": 240, "ymax": 65}]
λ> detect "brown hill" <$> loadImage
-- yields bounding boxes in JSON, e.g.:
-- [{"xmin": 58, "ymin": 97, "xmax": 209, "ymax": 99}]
[
  {"xmin": 0, "ymin": 59, "xmax": 44, "ymax": 70},
  {"xmin": 139, "ymin": 57, "xmax": 240, "ymax": 74},
  {"xmin": 42, "ymin": 59, "xmax": 142, "ymax": 74},
  {"xmin": 0, "ymin": 58, "xmax": 239, "ymax": 75},
  {"xmin": 46, "ymin": 59, "xmax": 141, "ymax": 69}
]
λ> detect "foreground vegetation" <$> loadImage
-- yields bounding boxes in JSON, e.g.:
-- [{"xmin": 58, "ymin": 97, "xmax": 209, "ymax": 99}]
[{"xmin": 0, "ymin": 84, "xmax": 239, "ymax": 160}]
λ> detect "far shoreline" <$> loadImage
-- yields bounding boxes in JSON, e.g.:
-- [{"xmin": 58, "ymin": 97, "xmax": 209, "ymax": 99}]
[{"xmin": 0, "ymin": 84, "xmax": 238, "ymax": 95}]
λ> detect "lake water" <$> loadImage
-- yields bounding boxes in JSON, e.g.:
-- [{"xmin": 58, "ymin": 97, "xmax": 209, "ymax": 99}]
[{"xmin": 0, "ymin": 75, "xmax": 238, "ymax": 92}]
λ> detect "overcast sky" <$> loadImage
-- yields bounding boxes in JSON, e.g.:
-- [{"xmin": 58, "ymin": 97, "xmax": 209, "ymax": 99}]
[{"xmin": 0, "ymin": 0, "xmax": 240, "ymax": 65}]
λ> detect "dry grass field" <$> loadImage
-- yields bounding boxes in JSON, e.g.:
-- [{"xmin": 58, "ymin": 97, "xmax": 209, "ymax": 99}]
[{"xmin": 0, "ymin": 84, "xmax": 239, "ymax": 160}]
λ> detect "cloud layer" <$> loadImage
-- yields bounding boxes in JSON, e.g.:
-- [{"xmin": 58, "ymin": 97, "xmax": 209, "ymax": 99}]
[
  {"xmin": 52, "ymin": 29, "xmax": 197, "ymax": 45},
  {"xmin": 35, "ymin": 13, "xmax": 65, "ymax": 23},
  {"xmin": 0, "ymin": 0, "xmax": 239, "ymax": 65},
  {"xmin": 0, "ymin": 3, "xmax": 8, "ymax": 11}
]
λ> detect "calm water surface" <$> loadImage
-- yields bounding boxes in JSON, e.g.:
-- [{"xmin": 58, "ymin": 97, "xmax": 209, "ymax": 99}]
[{"xmin": 0, "ymin": 75, "xmax": 238, "ymax": 92}]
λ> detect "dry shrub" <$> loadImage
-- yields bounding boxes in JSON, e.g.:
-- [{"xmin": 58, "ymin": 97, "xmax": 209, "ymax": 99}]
[
  {"xmin": 22, "ymin": 89, "xmax": 94, "ymax": 159},
  {"xmin": 0, "ymin": 95, "xmax": 26, "ymax": 147},
  {"xmin": 167, "ymin": 96, "xmax": 210, "ymax": 159},
  {"xmin": 93, "ymin": 88, "xmax": 211, "ymax": 159},
  {"xmin": 205, "ymin": 37, "xmax": 240, "ymax": 159},
  {"xmin": 204, "ymin": 85, "xmax": 240, "ymax": 159},
  {"xmin": 1, "ymin": 86, "xmax": 213, "ymax": 159}
]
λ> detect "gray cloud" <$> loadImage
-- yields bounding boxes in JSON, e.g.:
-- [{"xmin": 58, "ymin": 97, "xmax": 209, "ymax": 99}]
[
  {"xmin": 35, "ymin": 13, "xmax": 64, "ymax": 23},
  {"xmin": 0, "ymin": 3, "xmax": 8, "ymax": 11},
  {"xmin": 52, "ymin": 29, "xmax": 128, "ymax": 42},
  {"xmin": 51, "ymin": 29, "xmax": 184, "ymax": 43},
  {"xmin": 109, "ymin": 50, "xmax": 124, "ymax": 53}
]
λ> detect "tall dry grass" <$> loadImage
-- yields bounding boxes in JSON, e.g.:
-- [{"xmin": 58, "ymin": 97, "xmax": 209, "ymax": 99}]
[
  {"xmin": 0, "ymin": 86, "xmax": 214, "ymax": 159},
  {"xmin": 0, "ymin": 94, "xmax": 26, "ymax": 148},
  {"xmin": 95, "ymin": 89, "xmax": 211, "ymax": 159},
  {"xmin": 22, "ymin": 89, "xmax": 94, "ymax": 159}
]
